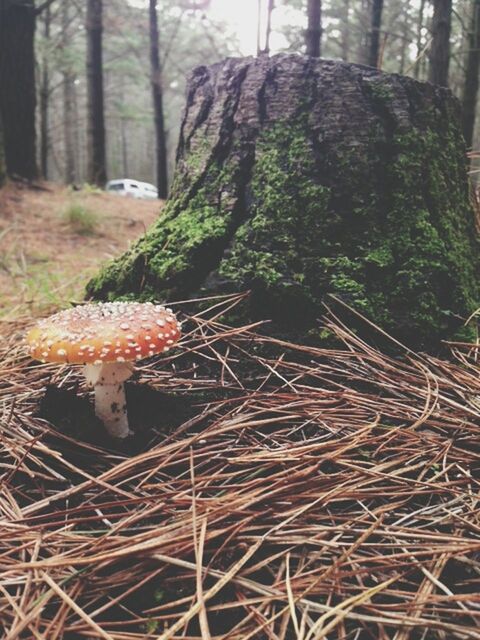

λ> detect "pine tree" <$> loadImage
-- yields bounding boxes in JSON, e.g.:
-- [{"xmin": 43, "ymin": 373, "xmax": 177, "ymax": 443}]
[
  {"xmin": 149, "ymin": 0, "xmax": 168, "ymax": 198},
  {"xmin": 86, "ymin": 0, "xmax": 107, "ymax": 186},
  {"xmin": 0, "ymin": 0, "xmax": 38, "ymax": 180},
  {"xmin": 368, "ymin": 0, "xmax": 384, "ymax": 68},
  {"xmin": 429, "ymin": 0, "xmax": 452, "ymax": 86},
  {"xmin": 305, "ymin": 0, "xmax": 322, "ymax": 57}
]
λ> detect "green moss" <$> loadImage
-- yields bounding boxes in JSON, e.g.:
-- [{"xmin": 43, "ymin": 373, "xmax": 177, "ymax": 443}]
[{"xmin": 87, "ymin": 87, "xmax": 480, "ymax": 349}]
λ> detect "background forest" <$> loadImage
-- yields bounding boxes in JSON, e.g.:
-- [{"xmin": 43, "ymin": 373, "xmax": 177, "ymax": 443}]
[{"xmin": 1, "ymin": 0, "xmax": 480, "ymax": 193}]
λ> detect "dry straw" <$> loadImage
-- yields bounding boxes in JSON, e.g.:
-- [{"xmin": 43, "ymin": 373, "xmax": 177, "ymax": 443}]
[{"xmin": 0, "ymin": 293, "xmax": 479, "ymax": 639}]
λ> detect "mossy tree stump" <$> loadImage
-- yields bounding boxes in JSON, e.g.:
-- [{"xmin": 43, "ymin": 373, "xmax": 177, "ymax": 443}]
[{"xmin": 88, "ymin": 54, "xmax": 480, "ymax": 348}]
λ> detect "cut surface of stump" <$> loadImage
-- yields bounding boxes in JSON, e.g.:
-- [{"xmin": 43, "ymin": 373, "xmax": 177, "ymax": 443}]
[{"xmin": 87, "ymin": 54, "xmax": 480, "ymax": 348}]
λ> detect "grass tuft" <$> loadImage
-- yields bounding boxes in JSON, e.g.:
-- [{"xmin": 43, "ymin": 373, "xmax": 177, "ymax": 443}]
[{"xmin": 62, "ymin": 202, "xmax": 100, "ymax": 236}]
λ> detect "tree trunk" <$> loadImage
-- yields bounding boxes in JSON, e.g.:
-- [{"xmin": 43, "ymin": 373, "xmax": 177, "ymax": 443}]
[
  {"xmin": 0, "ymin": 0, "xmax": 38, "ymax": 180},
  {"xmin": 86, "ymin": 0, "xmax": 107, "ymax": 186},
  {"xmin": 149, "ymin": 0, "xmax": 168, "ymax": 198},
  {"xmin": 87, "ymin": 55, "xmax": 479, "ymax": 349},
  {"xmin": 39, "ymin": 4, "xmax": 50, "ymax": 180},
  {"xmin": 263, "ymin": 0, "xmax": 274, "ymax": 55},
  {"xmin": 63, "ymin": 1, "xmax": 76, "ymax": 185},
  {"xmin": 413, "ymin": 0, "xmax": 426, "ymax": 79},
  {"xmin": 340, "ymin": 0, "xmax": 350, "ymax": 61},
  {"xmin": 305, "ymin": 0, "xmax": 322, "ymax": 58},
  {"xmin": 462, "ymin": 0, "xmax": 480, "ymax": 149},
  {"xmin": 429, "ymin": 0, "xmax": 452, "ymax": 86},
  {"xmin": 368, "ymin": 0, "xmax": 384, "ymax": 68},
  {"xmin": 0, "ymin": 112, "xmax": 5, "ymax": 188},
  {"xmin": 398, "ymin": 0, "xmax": 411, "ymax": 75}
]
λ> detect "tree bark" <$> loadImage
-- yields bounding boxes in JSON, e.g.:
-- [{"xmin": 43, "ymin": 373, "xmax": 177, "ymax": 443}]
[
  {"xmin": 462, "ymin": 0, "xmax": 480, "ymax": 149},
  {"xmin": 39, "ymin": 3, "xmax": 50, "ymax": 180},
  {"xmin": 398, "ymin": 0, "xmax": 411, "ymax": 75},
  {"xmin": 340, "ymin": 0, "xmax": 350, "ymax": 61},
  {"xmin": 0, "ymin": 0, "xmax": 38, "ymax": 180},
  {"xmin": 86, "ymin": 0, "xmax": 107, "ymax": 186},
  {"xmin": 149, "ymin": 0, "xmax": 168, "ymax": 198},
  {"xmin": 368, "ymin": 0, "xmax": 384, "ymax": 68},
  {"xmin": 0, "ymin": 112, "xmax": 5, "ymax": 188},
  {"xmin": 305, "ymin": 0, "xmax": 322, "ymax": 58},
  {"xmin": 87, "ymin": 55, "xmax": 479, "ymax": 349},
  {"xmin": 63, "ymin": 1, "xmax": 76, "ymax": 185},
  {"xmin": 263, "ymin": 0, "xmax": 274, "ymax": 55},
  {"xmin": 413, "ymin": 0, "xmax": 426, "ymax": 79},
  {"xmin": 429, "ymin": 0, "xmax": 452, "ymax": 86}
]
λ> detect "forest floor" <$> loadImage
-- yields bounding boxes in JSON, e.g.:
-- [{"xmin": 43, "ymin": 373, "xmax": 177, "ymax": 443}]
[
  {"xmin": 0, "ymin": 182, "xmax": 161, "ymax": 319},
  {"xmin": 0, "ymin": 184, "xmax": 479, "ymax": 638}
]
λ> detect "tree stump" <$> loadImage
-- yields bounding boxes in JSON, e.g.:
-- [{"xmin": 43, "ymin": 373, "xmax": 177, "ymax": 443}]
[{"xmin": 88, "ymin": 54, "xmax": 480, "ymax": 348}]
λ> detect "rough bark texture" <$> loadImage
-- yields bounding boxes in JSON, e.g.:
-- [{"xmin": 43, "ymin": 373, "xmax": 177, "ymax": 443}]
[
  {"xmin": 62, "ymin": 1, "xmax": 76, "ymax": 185},
  {"xmin": 86, "ymin": 0, "xmax": 107, "ymax": 186},
  {"xmin": 39, "ymin": 4, "xmax": 50, "ymax": 179},
  {"xmin": 429, "ymin": 0, "xmax": 452, "ymax": 87},
  {"xmin": 305, "ymin": 0, "xmax": 322, "ymax": 58},
  {"xmin": 0, "ymin": 0, "xmax": 38, "ymax": 180},
  {"xmin": 368, "ymin": 0, "xmax": 384, "ymax": 68},
  {"xmin": 462, "ymin": 0, "xmax": 480, "ymax": 149},
  {"xmin": 87, "ymin": 55, "xmax": 480, "ymax": 348},
  {"xmin": 413, "ymin": 0, "xmax": 426, "ymax": 79},
  {"xmin": 149, "ymin": 0, "xmax": 168, "ymax": 199},
  {"xmin": 0, "ymin": 112, "xmax": 5, "ymax": 188}
]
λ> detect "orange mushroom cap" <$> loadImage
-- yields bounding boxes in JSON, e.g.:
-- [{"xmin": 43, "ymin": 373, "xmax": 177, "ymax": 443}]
[{"xmin": 26, "ymin": 302, "xmax": 181, "ymax": 364}]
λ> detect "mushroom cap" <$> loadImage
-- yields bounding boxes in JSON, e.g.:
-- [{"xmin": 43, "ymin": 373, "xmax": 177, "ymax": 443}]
[{"xmin": 26, "ymin": 302, "xmax": 181, "ymax": 364}]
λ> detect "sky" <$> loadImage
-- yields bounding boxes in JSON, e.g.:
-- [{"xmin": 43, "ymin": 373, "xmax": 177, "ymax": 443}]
[
  {"xmin": 209, "ymin": 0, "xmax": 259, "ymax": 55},
  {"xmin": 209, "ymin": 0, "xmax": 305, "ymax": 55},
  {"xmin": 128, "ymin": 0, "xmax": 305, "ymax": 57}
]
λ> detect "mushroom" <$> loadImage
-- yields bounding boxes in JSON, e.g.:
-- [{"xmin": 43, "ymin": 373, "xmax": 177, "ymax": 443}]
[{"xmin": 26, "ymin": 301, "xmax": 181, "ymax": 438}]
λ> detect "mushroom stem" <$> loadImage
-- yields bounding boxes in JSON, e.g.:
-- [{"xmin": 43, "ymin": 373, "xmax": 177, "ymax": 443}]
[{"xmin": 84, "ymin": 362, "xmax": 134, "ymax": 438}]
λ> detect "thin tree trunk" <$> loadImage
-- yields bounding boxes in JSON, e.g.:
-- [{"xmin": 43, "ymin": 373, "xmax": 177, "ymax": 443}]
[
  {"xmin": 39, "ymin": 4, "xmax": 50, "ymax": 180},
  {"xmin": 256, "ymin": 0, "xmax": 261, "ymax": 56},
  {"xmin": 0, "ymin": 0, "xmax": 38, "ymax": 180},
  {"xmin": 73, "ymin": 80, "xmax": 82, "ymax": 181},
  {"xmin": 149, "ymin": 0, "xmax": 168, "ymax": 198},
  {"xmin": 86, "ymin": 0, "xmax": 107, "ymax": 186},
  {"xmin": 340, "ymin": 0, "xmax": 350, "ymax": 61},
  {"xmin": 414, "ymin": 0, "xmax": 426, "ymax": 79},
  {"xmin": 0, "ymin": 112, "xmax": 5, "ymax": 188},
  {"xmin": 119, "ymin": 83, "xmax": 129, "ymax": 177},
  {"xmin": 63, "ymin": 2, "xmax": 76, "ymax": 184},
  {"xmin": 368, "ymin": 0, "xmax": 384, "ymax": 68},
  {"xmin": 429, "ymin": 0, "xmax": 452, "ymax": 86},
  {"xmin": 462, "ymin": 0, "xmax": 480, "ymax": 148},
  {"xmin": 357, "ymin": 0, "xmax": 370, "ymax": 64},
  {"xmin": 398, "ymin": 0, "xmax": 411, "ymax": 75},
  {"xmin": 305, "ymin": 0, "xmax": 322, "ymax": 57},
  {"xmin": 264, "ymin": 0, "xmax": 274, "ymax": 55}
]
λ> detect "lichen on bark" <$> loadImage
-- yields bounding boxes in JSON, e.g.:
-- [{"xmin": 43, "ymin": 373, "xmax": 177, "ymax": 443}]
[{"xmin": 87, "ymin": 55, "xmax": 480, "ymax": 349}]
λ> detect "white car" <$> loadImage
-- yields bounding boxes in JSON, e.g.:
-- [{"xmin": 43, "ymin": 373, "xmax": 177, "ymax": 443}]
[{"xmin": 106, "ymin": 179, "xmax": 158, "ymax": 200}]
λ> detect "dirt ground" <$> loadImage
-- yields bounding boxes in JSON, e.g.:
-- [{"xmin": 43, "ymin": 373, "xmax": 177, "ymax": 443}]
[{"xmin": 0, "ymin": 182, "xmax": 161, "ymax": 319}]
